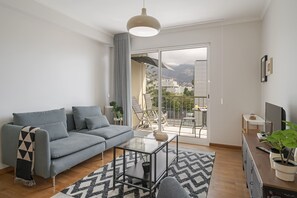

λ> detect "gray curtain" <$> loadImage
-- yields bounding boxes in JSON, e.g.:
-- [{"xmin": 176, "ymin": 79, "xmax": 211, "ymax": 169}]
[{"xmin": 114, "ymin": 33, "xmax": 132, "ymax": 126}]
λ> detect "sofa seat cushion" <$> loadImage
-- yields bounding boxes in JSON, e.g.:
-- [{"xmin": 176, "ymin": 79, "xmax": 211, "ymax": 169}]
[
  {"xmin": 50, "ymin": 132, "xmax": 105, "ymax": 159},
  {"xmin": 83, "ymin": 125, "xmax": 132, "ymax": 139}
]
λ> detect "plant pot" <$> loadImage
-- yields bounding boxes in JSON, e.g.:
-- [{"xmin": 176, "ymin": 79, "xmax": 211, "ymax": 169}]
[
  {"xmin": 142, "ymin": 162, "xmax": 150, "ymax": 174},
  {"xmin": 273, "ymin": 157, "xmax": 297, "ymax": 181},
  {"xmin": 269, "ymin": 149, "xmax": 282, "ymax": 169}
]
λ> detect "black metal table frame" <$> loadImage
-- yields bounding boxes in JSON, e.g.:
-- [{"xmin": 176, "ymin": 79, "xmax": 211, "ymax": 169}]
[{"xmin": 113, "ymin": 135, "xmax": 178, "ymax": 198}]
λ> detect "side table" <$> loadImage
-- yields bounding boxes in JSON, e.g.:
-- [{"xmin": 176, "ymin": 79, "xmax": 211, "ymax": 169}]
[
  {"xmin": 114, "ymin": 117, "xmax": 123, "ymax": 125},
  {"xmin": 242, "ymin": 114, "xmax": 264, "ymax": 133}
]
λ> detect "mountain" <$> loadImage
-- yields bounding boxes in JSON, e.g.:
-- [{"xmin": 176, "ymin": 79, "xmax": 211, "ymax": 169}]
[
  {"xmin": 146, "ymin": 64, "xmax": 194, "ymax": 85},
  {"xmin": 162, "ymin": 64, "xmax": 194, "ymax": 84}
]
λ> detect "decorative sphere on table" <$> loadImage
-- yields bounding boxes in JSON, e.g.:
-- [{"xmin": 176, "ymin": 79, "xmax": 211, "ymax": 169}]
[{"xmin": 153, "ymin": 130, "xmax": 168, "ymax": 141}]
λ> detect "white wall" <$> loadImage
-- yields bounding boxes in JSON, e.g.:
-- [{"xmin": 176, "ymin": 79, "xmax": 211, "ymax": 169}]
[
  {"xmin": 131, "ymin": 61, "xmax": 146, "ymax": 128},
  {"xmin": 261, "ymin": 0, "xmax": 297, "ymax": 122},
  {"xmin": 0, "ymin": 5, "xmax": 111, "ymax": 168},
  {"xmin": 131, "ymin": 21, "xmax": 261, "ymax": 146}
]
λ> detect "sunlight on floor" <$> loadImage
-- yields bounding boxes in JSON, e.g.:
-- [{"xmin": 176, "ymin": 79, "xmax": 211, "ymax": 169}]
[{"xmin": 136, "ymin": 122, "xmax": 207, "ymax": 139}]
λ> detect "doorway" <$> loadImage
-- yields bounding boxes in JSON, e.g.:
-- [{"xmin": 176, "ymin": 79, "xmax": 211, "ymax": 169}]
[{"xmin": 131, "ymin": 46, "xmax": 209, "ymax": 145}]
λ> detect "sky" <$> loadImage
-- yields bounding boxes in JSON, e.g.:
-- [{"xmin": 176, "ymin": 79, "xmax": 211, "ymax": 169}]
[{"xmin": 148, "ymin": 47, "xmax": 207, "ymax": 67}]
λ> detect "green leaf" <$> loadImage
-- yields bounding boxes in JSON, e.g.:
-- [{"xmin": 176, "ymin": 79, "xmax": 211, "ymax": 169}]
[
  {"xmin": 284, "ymin": 121, "xmax": 297, "ymax": 131},
  {"xmin": 282, "ymin": 129, "xmax": 297, "ymax": 148}
]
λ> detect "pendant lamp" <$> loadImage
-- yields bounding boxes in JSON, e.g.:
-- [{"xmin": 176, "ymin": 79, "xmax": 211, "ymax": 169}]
[{"xmin": 127, "ymin": 0, "xmax": 161, "ymax": 37}]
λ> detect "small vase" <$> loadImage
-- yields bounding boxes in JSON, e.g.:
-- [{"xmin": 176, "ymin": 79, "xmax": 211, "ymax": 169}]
[{"xmin": 142, "ymin": 162, "xmax": 150, "ymax": 174}]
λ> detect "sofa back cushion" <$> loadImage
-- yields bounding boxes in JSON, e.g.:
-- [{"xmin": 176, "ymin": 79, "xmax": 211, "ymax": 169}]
[
  {"xmin": 66, "ymin": 114, "xmax": 76, "ymax": 131},
  {"xmin": 72, "ymin": 106, "xmax": 102, "ymax": 130},
  {"xmin": 13, "ymin": 108, "xmax": 67, "ymax": 128},
  {"xmin": 85, "ymin": 115, "xmax": 110, "ymax": 130},
  {"xmin": 37, "ymin": 122, "xmax": 69, "ymax": 141}
]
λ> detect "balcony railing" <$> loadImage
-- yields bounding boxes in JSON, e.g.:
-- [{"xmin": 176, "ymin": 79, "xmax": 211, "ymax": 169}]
[{"xmin": 149, "ymin": 95, "xmax": 207, "ymax": 127}]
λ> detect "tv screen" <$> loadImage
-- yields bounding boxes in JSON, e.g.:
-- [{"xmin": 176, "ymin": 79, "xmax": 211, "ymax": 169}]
[{"xmin": 265, "ymin": 102, "xmax": 286, "ymax": 133}]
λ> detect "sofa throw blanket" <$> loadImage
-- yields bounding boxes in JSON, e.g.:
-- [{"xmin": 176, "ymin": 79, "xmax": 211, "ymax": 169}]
[{"xmin": 15, "ymin": 126, "xmax": 39, "ymax": 186}]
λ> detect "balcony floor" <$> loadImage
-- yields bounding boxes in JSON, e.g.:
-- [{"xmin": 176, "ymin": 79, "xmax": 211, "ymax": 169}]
[{"xmin": 136, "ymin": 119, "xmax": 207, "ymax": 139}]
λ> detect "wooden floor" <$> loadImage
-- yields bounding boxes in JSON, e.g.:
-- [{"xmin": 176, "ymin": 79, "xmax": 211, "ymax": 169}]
[{"xmin": 0, "ymin": 143, "xmax": 249, "ymax": 198}]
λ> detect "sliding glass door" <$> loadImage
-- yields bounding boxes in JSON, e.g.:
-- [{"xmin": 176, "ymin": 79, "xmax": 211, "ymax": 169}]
[{"xmin": 131, "ymin": 46, "xmax": 209, "ymax": 145}]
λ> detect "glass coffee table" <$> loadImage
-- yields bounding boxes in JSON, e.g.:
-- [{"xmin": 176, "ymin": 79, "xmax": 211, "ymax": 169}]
[{"xmin": 113, "ymin": 133, "xmax": 178, "ymax": 198}]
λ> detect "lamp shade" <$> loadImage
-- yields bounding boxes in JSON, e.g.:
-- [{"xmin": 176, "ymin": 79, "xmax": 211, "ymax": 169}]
[{"xmin": 127, "ymin": 8, "xmax": 161, "ymax": 37}]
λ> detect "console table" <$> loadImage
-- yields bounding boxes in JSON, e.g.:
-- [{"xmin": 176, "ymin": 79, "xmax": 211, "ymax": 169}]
[{"xmin": 242, "ymin": 132, "xmax": 297, "ymax": 198}]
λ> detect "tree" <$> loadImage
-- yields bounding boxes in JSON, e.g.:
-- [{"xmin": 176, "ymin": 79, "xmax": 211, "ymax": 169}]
[{"xmin": 183, "ymin": 88, "xmax": 194, "ymax": 96}]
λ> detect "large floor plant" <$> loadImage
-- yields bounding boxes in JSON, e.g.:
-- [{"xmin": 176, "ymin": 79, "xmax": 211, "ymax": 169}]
[{"xmin": 265, "ymin": 121, "xmax": 297, "ymax": 181}]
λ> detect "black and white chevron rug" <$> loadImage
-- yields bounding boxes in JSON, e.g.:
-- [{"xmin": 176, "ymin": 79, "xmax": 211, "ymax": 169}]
[{"xmin": 53, "ymin": 149, "xmax": 215, "ymax": 198}]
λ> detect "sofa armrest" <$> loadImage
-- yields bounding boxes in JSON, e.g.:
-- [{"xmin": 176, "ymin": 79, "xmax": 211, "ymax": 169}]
[
  {"xmin": 1, "ymin": 124, "xmax": 51, "ymax": 178},
  {"xmin": 157, "ymin": 177, "xmax": 190, "ymax": 198},
  {"xmin": 35, "ymin": 128, "xmax": 51, "ymax": 178},
  {"xmin": 1, "ymin": 124, "xmax": 22, "ymax": 167}
]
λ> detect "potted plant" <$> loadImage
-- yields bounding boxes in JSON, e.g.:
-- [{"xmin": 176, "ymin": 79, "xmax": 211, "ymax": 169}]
[
  {"xmin": 265, "ymin": 121, "xmax": 297, "ymax": 181},
  {"xmin": 109, "ymin": 101, "xmax": 123, "ymax": 119}
]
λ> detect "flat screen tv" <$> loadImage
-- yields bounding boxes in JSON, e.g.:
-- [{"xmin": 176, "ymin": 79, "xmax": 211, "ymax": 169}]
[{"xmin": 265, "ymin": 102, "xmax": 286, "ymax": 133}]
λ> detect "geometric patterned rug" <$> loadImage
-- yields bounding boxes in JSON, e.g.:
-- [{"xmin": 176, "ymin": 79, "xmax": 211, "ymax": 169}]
[{"xmin": 52, "ymin": 149, "xmax": 215, "ymax": 198}]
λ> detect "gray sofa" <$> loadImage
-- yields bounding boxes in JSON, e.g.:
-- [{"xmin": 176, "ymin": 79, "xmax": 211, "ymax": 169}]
[{"xmin": 1, "ymin": 106, "xmax": 133, "ymax": 186}]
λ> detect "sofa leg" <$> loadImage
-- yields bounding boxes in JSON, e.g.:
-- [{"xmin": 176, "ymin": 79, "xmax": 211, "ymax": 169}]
[
  {"xmin": 52, "ymin": 176, "xmax": 55, "ymax": 187},
  {"xmin": 101, "ymin": 152, "xmax": 104, "ymax": 161},
  {"xmin": 14, "ymin": 167, "xmax": 16, "ymax": 183}
]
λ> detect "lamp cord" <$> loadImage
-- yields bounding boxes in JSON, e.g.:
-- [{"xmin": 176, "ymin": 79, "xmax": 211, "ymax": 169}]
[{"xmin": 143, "ymin": 0, "xmax": 145, "ymax": 8}]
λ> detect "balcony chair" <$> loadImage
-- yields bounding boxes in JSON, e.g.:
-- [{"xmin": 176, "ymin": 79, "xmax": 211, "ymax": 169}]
[
  {"xmin": 132, "ymin": 96, "xmax": 154, "ymax": 130},
  {"xmin": 179, "ymin": 112, "xmax": 198, "ymax": 137},
  {"xmin": 143, "ymin": 93, "xmax": 168, "ymax": 127}
]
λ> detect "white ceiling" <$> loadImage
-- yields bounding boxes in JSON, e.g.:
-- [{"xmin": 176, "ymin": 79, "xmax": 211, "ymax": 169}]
[{"xmin": 34, "ymin": 0, "xmax": 270, "ymax": 35}]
